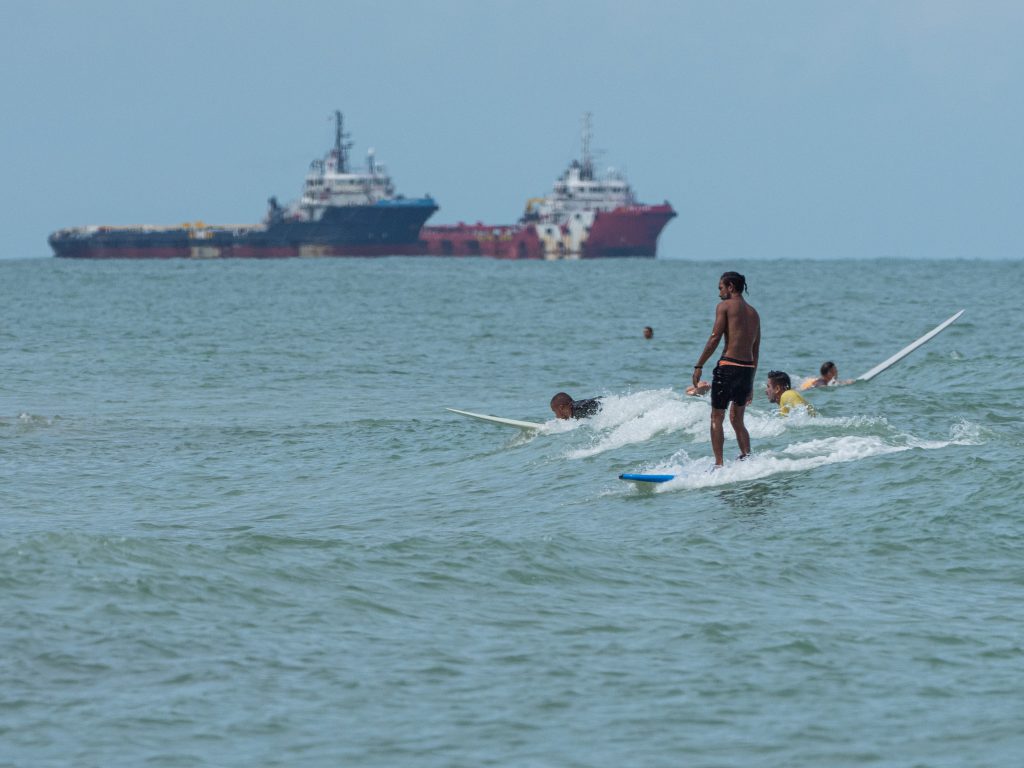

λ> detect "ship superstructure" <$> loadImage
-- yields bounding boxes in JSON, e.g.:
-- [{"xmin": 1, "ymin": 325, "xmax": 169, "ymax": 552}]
[
  {"xmin": 295, "ymin": 112, "xmax": 395, "ymax": 212},
  {"xmin": 525, "ymin": 114, "xmax": 635, "ymax": 221}
]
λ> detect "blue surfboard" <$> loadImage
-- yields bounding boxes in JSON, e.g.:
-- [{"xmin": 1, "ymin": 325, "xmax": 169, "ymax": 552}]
[{"xmin": 619, "ymin": 473, "xmax": 675, "ymax": 484}]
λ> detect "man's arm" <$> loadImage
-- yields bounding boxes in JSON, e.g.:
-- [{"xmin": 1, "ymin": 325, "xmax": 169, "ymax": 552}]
[{"xmin": 692, "ymin": 303, "xmax": 727, "ymax": 387}]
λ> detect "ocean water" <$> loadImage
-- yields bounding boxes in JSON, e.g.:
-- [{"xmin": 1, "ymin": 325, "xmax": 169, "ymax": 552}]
[{"xmin": 1, "ymin": 256, "xmax": 1021, "ymax": 767}]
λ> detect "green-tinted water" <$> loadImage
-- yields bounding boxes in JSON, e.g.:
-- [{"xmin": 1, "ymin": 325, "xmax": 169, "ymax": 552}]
[{"xmin": 2, "ymin": 257, "xmax": 1021, "ymax": 766}]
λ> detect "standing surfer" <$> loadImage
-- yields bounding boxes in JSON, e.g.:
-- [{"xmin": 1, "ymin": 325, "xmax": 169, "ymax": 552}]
[{"xmin": 692, "ymin": 272, "xmax": 761, "ymax": 467}]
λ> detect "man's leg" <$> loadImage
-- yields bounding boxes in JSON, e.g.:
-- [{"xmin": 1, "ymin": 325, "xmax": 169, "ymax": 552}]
[
  {"xmin": 730, "ymin": 403, "xmax": 750, "ymax": 457},
  {"xmin": 710, "ymin": 408, "xmax": 726, "ymax": 466}
]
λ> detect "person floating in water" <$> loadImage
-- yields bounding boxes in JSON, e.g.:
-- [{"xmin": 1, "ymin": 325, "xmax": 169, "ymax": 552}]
[
  {"xmin": 766, "ymin": 370, "xmax": 816, "ymax": 415},
  {"xmin": 643, "ymin": 326, "xmax": 654, "ymax": 340},
  {"xmin": 692, "ymin": 271, "xmax": 760, "ymax": 466},
  {"xmin": 801, "ymin": 360, "xmax": 854, "ymax": 390},
  {"xmin": 550, "ymin": 392, "xmax": 602, "ymax": 420}
]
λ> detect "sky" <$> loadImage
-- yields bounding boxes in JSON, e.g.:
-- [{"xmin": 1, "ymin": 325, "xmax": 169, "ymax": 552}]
[{"xmin": 2, "ymin": 0, "xmax": 1022, "ymax": 260}]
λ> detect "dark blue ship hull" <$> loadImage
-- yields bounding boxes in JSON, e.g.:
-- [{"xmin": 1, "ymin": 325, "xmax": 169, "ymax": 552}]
[{"xmin": 49, "ymin": 198, "xmax": 438, "ymax": 258}]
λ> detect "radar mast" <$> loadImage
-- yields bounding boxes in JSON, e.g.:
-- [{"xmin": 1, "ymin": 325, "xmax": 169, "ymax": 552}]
[
  {"xmin": 333, "ymin": 110, "xmax": 353, "ymax": 173},
  {"xmin": 580, "ymin": 112, "xmax": 594, "ymax": 181}
]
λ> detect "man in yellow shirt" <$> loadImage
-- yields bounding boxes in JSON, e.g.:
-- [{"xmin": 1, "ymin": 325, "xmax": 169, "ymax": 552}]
[{"xmin": 766, "ymin": 370, "xmax": 816, "ymax": 415}]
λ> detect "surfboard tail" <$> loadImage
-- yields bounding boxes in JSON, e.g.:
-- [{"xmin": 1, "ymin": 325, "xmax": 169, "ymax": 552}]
[
  {"xmin": 446, "ymin": 407, "xmax": 544, "ymax": 431},
  {"xmin": 856, "ymin": 310, "xmax": 964, "ymax": 381}
]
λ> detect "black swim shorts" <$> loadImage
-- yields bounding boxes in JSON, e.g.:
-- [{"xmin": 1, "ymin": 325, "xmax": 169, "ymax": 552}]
[{"xmin": 711, "ymin": 364, "xmax": 756, "ymax": 410}]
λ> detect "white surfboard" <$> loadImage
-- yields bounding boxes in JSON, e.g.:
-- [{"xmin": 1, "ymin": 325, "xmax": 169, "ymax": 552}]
[
  {"xmin": 445, "ymin": 407, "xmax": 544, "ymax": 431},
  {"xmin": 856, "ymin": 310, "xmax": 964, "ymax": 382}
]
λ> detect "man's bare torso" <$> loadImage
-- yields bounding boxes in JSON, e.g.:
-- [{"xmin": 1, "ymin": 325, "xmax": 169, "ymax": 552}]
[{"xmin": 720, "ymin": 298, "xmax": 760, "ymax": 363}]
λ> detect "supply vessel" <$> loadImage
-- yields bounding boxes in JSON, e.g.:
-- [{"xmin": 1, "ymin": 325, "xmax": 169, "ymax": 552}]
[
  {"xmin": 48, "ymin": 112, "xmax": 438, "ymax": 259},
  {"xmin": 419, "ymin": 113, "xmax": 675, "ymax": 259}
]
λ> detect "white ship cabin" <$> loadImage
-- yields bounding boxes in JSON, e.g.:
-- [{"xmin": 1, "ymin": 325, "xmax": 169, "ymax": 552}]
[
  {"xmin": 299, "ymin": 148, "xmax": 396, "ymax": 209},
  {"xmin": 529, "ymin": 160, "xmax": 636, "ymax": 224},
  {"xmin": 293, "ymin": 112, "xmax": 397, "ymax": 216},
  {"xmin": 529, "ymin": 113, "xmax": 637, "ymax": 224}
]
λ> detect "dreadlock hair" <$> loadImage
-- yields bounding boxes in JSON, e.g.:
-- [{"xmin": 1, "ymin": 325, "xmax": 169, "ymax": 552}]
[{"xmin": 720, "ymin": 271, "xmax": 747, "ymax": 294}]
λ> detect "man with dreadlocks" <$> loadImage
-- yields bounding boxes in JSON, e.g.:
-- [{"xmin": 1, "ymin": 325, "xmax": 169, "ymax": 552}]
[{"xmin": 691, "ymin": 271, "xmax": 761, "ymax": 467}]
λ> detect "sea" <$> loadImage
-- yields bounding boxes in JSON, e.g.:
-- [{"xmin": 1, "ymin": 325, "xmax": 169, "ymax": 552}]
[{"xmin": 1, "ymin": 255, "xmax": 1022, "ymax": 767}]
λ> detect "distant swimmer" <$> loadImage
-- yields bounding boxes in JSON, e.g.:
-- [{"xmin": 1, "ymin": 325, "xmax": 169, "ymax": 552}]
[
  {"xmin": 766, "ymin": 370, "xmax": 816, "ymax": 416},
  {"xmin": 692, "ymin": 271, "xmax": 760, "ymax": 465},
  {"xmin": 550, "ymin": 392, "xmax": 602, "ymax": 420},
  {"xmin": 643, "ymin": 326, "xmax": 654, "ymax": 340},
  {"xmin": 801, "ymin": 360, "xmax": 854, "ymax": 390}
]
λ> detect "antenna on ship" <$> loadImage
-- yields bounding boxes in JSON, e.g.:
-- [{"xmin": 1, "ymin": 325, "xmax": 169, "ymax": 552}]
[
  {"xmin": 333, "ymin": 110, "xmax": 353, "ymax": 173},
  {"xmin": 581, "ymin": 112, "xmax": 594, "ymax": 181}
]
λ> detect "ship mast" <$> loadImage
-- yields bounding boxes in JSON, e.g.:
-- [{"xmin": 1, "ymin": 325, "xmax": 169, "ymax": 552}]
[
  {"xmin": 580, "ymin": 111, "xmax": 594, "ymax": 181},
  {"xmin": 333, "ymin": 110, "xmax": 353, "ymax": 174}
]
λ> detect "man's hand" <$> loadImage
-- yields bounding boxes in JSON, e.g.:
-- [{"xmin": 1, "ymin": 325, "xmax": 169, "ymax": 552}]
[{"xmin": 692, "ymin": 367, "xmax": 703, "ymax": 388}]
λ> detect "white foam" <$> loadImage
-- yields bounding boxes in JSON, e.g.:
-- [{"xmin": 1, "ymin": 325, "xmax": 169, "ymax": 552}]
[
  {"xmin": 560, "ymin": 389, "xmax": 886, "ymax": 459},
  {"xmin": 552, "ymin": 389, "xmax": 980, "ymax": 483},
  {"xmin": 564, "ymin": 389, "xmax": 707, "ymax": 459},
  {"xmin": 640, "ymin": 433, "xmax": 964, "ymax": 492},
  {"xmin": 948, "ymin": 418, "xmax": 983, "ymax": 445}
]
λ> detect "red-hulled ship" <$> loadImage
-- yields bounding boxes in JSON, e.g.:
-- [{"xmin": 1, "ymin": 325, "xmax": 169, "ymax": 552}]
[{"xmin": 420, "ymin": 114, "xmax": 676, "ymax": 259}]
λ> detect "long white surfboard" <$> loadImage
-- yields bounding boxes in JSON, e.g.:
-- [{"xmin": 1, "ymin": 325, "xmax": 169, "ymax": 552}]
[
  {"xmin": 856, "ymin": 310, "xmax": 964, "ymax": 382},
  {"xmin": 445, "ymin": 407, "xmax": 544, "ymax": 431}
]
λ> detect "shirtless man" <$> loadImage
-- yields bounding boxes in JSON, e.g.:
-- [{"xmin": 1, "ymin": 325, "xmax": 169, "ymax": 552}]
[
  {"xmin": 801, "ymin": 360, "xmax": 854, "ymax": 390},
  {"xmin": 691, "ymin": 271, "xmax": 761, "ymax": 466}
]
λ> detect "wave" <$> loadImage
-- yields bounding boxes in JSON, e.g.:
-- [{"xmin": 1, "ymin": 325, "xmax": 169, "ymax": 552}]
[
  {"xmin": 560, "ymin": 389, "xmax": 893, "ymax": 459},
  {"xmin": 561, "ymin": 389, "xmax": 706, "ymax": 459},
  {"xmin": 625, "ymin": 427, "xmax": 982, "ymax": 492},
  {"xmin": 0, "ymin": 413, "xmax": 60, "ymax": 433}
]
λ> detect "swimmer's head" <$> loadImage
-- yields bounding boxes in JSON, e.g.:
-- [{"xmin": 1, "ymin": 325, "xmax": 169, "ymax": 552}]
[
  {"xmin": 643, "ymin": 326, "xmax": 653, "ymax": 339},
  {"xmin": 820, "ymin": 361, "xmax": 837, "ymax": 380},
  {"xmin": 550, "ymin": 392, "xmax": 574, "ymax": 420},
  {"xmin": 765, "ymin": 370, "xmax": 791, "ymax": 403}
]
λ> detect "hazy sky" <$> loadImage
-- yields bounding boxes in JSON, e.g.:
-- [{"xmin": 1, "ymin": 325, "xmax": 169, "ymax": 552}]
[{"xmin": 2, "ymin": 0, "xmax": 1022, "ymax": 259}]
